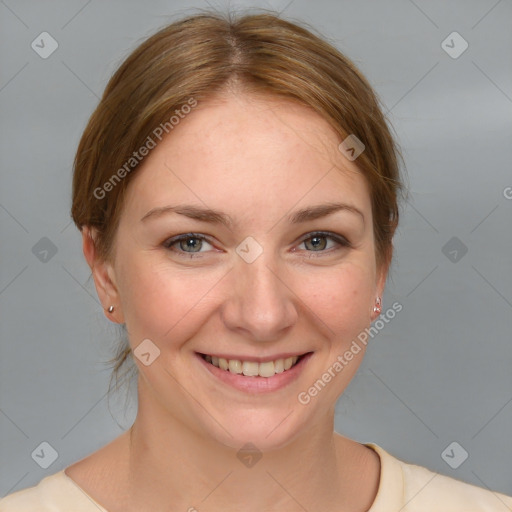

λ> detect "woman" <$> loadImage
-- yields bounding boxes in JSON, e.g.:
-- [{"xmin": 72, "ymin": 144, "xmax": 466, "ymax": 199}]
[{"xmin": 1, "ymin": 9, "xmax": 511, "ymax": 512}]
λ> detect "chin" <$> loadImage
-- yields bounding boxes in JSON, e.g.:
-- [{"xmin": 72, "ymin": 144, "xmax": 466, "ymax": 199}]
[{"xmin": 196, "ymin": 404, "xmax": 315, "ymax": 455}]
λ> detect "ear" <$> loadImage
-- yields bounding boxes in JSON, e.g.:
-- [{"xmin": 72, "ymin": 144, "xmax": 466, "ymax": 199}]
[
  {"xmin": 82, "ymin": 226, "xmax": 124, "ymax": 324},
  {"xmin": 370, "ymin": 251, "xmax": 391, "ymax": 322}
]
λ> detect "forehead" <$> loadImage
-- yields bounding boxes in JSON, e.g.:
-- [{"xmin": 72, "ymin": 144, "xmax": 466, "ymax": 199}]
[{"xmin": 123, "ymin": 93, "xmax": 371, "ymax": 220}]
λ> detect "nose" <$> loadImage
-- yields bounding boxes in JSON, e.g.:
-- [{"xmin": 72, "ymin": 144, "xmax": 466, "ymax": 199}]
[{"xmin": 220, "ymin": 251, "xmax": 298, "ymax": 342}]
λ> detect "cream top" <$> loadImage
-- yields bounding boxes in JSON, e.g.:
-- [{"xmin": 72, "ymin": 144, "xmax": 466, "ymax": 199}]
[{"xmin": 1, "ymin": 443, "xmax": 511, "ymax": 511}]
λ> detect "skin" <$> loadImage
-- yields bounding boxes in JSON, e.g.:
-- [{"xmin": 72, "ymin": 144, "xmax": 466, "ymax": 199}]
[{"xmin": 68, "ymin": 92, "xmax": 388, "ymax": 512}]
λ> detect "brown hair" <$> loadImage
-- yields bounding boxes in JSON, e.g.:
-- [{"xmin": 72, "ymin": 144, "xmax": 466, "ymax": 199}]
[{"xmin": 71, "ymin": 9, "xmax": 406, "ymax": 397}]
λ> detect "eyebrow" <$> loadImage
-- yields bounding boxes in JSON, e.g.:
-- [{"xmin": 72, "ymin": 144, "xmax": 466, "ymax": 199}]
[{"xmin": 140, "ymin": 202, "xmax": 364, "ymax": 227}]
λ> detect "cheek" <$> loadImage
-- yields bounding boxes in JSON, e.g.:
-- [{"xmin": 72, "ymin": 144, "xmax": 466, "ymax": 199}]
[
  {"xmin": 117, "ymin": 255, "xmax": 226, "ymax": 344},
  {"xmin": 298, "ymin": 262, "xmax": 374, "ymax": 338}
]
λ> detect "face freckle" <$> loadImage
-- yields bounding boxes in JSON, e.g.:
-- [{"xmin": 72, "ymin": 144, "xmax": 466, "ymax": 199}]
[{"xmin": 105, "ymin": 92, "xmax": 387, "ymax": 449}]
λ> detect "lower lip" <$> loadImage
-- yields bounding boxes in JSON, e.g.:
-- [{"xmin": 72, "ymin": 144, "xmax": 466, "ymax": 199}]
[{"xmin": 196, "ymin": 352, "xmax": 313, "ymax": 394}]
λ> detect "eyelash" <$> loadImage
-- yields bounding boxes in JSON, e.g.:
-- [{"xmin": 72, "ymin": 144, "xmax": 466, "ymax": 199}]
[{"xmin": 162, "ymin": 231, "xmax": 351, "ymax": 259}]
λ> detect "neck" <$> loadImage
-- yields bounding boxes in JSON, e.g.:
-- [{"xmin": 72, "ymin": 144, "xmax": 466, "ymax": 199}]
[{"xmin": 118, "ymin": 378, "xmax": 380, "ymax": 512}]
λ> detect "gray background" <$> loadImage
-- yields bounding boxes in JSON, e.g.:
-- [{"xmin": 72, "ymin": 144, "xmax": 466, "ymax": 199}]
[{"xmin": 1, "ymin": 0, "xmax": 511, "ymax": 500}]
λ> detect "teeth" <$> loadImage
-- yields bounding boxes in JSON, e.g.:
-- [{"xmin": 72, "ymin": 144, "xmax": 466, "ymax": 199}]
[
  {"xmin": 258, "ymin": 361, "xmax": 275, "ymax": 378},
  {"xmin": 228, "ymin": 359, "xmax": 242, "ymax": 374},
  {"xmin": 274, "ymin": 359, "xmax": 285, "ymax": 373},
  {"xmin": 203, "ymin": 354, "xmax": 301, "ymax": 377},
  {"xmin": 242, "ymin": 361, "xmax": 259, "ymax": 377}
]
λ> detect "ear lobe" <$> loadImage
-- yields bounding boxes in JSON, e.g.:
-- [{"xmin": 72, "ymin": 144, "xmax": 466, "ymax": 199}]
[
  {"xmin": 82, "ymin": 227, "xmax": 124, "ymax": 323},
  {"xmin": 370, "ymin": 258, "xmax": 390, "ymax": 321}
]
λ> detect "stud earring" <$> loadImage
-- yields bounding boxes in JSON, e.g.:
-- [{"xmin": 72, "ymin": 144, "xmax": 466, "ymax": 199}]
[
  {"xmin": 373, "ymin": 297, "xmax": 382, "ymax": 314},
  {"xmin": 107, "ymin": 305, "xmax": 115, "ymax": 313}
]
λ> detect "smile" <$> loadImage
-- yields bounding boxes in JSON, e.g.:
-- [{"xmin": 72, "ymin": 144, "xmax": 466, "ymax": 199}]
[
  {"xmin": 196, "ymin": 351, "xmax": 313, "ymax": 393},
  {"xmin": 199, "ymin": 353, "xmax": 306, "ymax": 378}
]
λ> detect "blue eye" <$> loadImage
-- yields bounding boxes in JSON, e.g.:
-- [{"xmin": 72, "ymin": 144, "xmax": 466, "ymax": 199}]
[
  {"xmin": 163, "ymin": 233, "xmax": 213, "ymax": 256},
  {"xmin": 298, "ymin": 231, "xmax": 350, "ymax": 254}
]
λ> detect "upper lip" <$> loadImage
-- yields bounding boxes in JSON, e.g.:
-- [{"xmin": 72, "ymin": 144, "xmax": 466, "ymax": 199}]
[{"xmin": 197, "ymin": 351, "xmax": 312, "ymax": 363}]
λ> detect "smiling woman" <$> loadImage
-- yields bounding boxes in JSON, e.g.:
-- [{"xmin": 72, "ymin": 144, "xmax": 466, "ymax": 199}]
[{"xmin": 1, "ymin": 8, "xmax": 511, "ymax": 512}]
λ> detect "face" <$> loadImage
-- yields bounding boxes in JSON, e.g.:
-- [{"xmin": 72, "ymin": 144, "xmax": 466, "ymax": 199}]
[{"xmin": 86, "ymin": 93, "xmax": 387, "ymax": 451}]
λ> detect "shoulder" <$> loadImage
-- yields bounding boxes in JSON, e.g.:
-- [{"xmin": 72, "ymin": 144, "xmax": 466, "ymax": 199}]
[
  {"xmin": 367, "ymin": 443, "xmax": 512, "ymax": 512},
  {"xmin": 399, "ymin": 459, "xmax": 512, "ymax": 511},
  {"xmin": 0, "ymin": 469, "xmax": 107, "ymax": 512}
]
